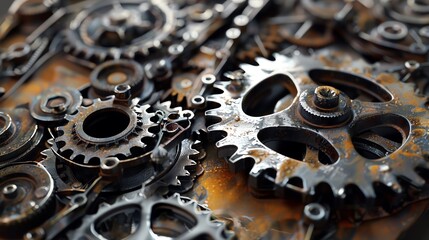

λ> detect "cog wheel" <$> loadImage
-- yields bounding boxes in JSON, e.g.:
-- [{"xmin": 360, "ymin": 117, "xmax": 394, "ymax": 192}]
[
  {"xmin": 0, "ymin": 162, "xmax": 55, "ymax": 237},
  {"xmin": 146, "ymin": 101, "xmax": 202, "ymax": 194},
  {"xmin": 67, "ymin": 193, "xmax": 233, "ymax": 240},
  {"xmin": 0, "ymin": 108, "xmax": 44, "ymax": 165},
  {"xmin": 206, "ymin": 51, "xmax": 429, "ymax": 213},
  {"xmin": 382, "ymin": 0, "xmax": 429, "ymax": 25},
  {"xmin": 30, "ymin": 86, "xmax": 83, "ymax": 126},
  {"xmin": 54, "ymin": 96, "xmax": 157, "ymax": 166},
  {"xmin": 88, "ymin": 59, "xmax": 154, "ymax": 101},
  {"xmin": 63, "ymin": 0, "xmax": 180, "ymax": 62}
]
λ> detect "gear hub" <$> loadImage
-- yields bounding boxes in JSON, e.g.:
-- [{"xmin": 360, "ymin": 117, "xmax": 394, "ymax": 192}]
[{"xmin": 299, "ymin": 85, "xmax": 352, "ymax": 128}]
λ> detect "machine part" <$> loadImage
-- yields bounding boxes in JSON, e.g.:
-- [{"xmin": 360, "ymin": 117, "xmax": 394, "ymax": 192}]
[
  {"xmin": 382, "ymin": 0, "xmax": 429, "ymax": 25},
  {"xmin": 40, "ymin": 148, "xmax": 83, "ymax": 196},
  {"xmin": 54, "ymin": 91, "xmax": 156, "ymax": 166},
  {"xmin": 0, "ymin": 162, "xmax": 55, "ymax": 237},
  {"xmin": 89, "ymin": 59, "xmax": 151, "ymax": 99},
  {"xmin": 144, "ymin": 101, "xmax": 202, "ymax": 194},
  {"xmin": 0, "ymin": 37, "xmax": 49, "ymax": 77},
  {"xmin": 206, "ymin": 52, "xmax": 429, "ymax": 217},
  {"xmin": 30, "ymin": 85, "xmax": 82, "ymax": 126},
  {"xmin": 67, "ymin": 193, "xmax": 233, "ymax": 240},
  {"xmin": 63, "ymin": 0, "xmax": 180, "ymax": 62},
  {"xmin": 25, "ymin": 157, "xmax": 124, "ymax": 240},
  {"xmin": 0, "ymin": 108, "xmax": 44, "ymax": 165},
  {"xmin": 341, "ymin": 4, "xmax": 428, "ymax": 61},
  {"xmin": 45, "ymin": 137, "xmax": 202, "ymax": 195}
]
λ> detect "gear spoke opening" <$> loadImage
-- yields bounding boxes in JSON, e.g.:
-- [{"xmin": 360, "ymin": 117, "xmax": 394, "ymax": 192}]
[{"xmin": 242, "ymin": 73, "xmax": 297, "ymax": 116}]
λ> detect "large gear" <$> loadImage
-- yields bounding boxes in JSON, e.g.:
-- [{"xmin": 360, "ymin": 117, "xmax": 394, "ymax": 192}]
[
  {"xmin": 0, "ymin": 162, "xmax": 55, "ymax": 238},
  {"xmin": 67, "ymin": 193, "xmax": 233, "ymax": 240},
  {"xmin": 206, "ymin": 51, "xmax": 429, "ymax": 213},
  {"xmin": 54, "ymin": 96, "xmax": 156, "ymax": 166},
  {"xmin": 63, "ymin": 0, "xmax": 180, "ymax": 62}
]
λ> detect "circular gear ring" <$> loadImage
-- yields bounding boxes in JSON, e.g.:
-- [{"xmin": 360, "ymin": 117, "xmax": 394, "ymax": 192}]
[
  {"xmin": 206, "ymin": 52, "xmax": 429, "ymax": 210},
  {"xmin": 0, "ymin": 108, "xmax": 44, "ymax": 165},
  {"xmin": 54, "ymin": 97, "xmax": 156, "ymax": 166},
  {"xmin": 67, "ymin": 193, "xmax": 233, "ymax": 240},
  {"xmin": 63, "ymin": 0, "xmax": 179, "ymax": 62},
  {"xmin": 0, "ymin": 162, "xmax": 55, "ymax": 236}
]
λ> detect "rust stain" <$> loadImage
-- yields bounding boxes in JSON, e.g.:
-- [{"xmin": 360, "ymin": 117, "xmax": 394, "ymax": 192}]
[{"xmin": 276, "ymin": 158, "xmax": 299, "ymax": 183}]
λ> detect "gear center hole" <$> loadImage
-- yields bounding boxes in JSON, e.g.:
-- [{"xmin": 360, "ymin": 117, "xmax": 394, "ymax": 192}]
[{"xmin": 83, "ymin": 108, "xmax": 131, "ymax": 139}]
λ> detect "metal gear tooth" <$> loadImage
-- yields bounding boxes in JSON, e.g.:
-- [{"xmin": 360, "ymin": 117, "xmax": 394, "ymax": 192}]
[{"xmin": 400, "ymin": 170, "xmax": 426, "ymax": 188}]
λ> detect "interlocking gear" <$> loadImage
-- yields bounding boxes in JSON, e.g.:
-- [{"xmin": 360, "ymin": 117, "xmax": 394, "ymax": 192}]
[
  {"xmin": 67, "ymin": 193, "xmax": 233, "ymax": 240},
  {"xmin": 206, "ymin": 51, "xmax": 429, "ymax": 211},
  {"xmin": 54, "ymin": 95, "xmax": 156, "ymax": 166}
]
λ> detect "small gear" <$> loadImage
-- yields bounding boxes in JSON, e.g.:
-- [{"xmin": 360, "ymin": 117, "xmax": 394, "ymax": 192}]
[
  {"xmin": 146, "ymin": 101, "xmax": 203, "ymax": 194},
  {"xmin": 0, "ymin": 108, "xmax": 44, "ymax": 165},
  {"xmin": 88, "ymin": 59, "xmax": 152, "ymax": 99},
  {"xmin": 54, "ymin": 96, "xmax": 156, "ymax": 166},
  {"xmin": 63, "ymin": 0, "xmax": 180, "ymax": 62},
  {"xmin": 0, "ymin": 162, "xmax": 55, "ymax": 238},
  {"xmin": 206, "ymin": 51, "xmax": 429, "ymax": 214},
  {"xmin": 67, "ymin": 193, "xmax": 233, "ymax": 240},
  {"xmin": 30, "ymin": 86, "xmax": 82, "ymax": 126}
]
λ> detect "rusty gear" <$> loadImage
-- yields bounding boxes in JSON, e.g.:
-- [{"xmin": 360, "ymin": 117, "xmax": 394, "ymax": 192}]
[
  {"xmin": 54, "ymin": 96, "xmax": 156, "ymax": 166},
  {"xmin": 67, "ymin": 193, "xmax": 233, "ymax": 240},
  {"xmin": 0, "ymin": 108, "xmax": 44, "ymax": 165},
  {"xmin": 63, "ymin": 0, "xmax": 180, "ymax": 62},
  {"xmin": 206, "ymin": 51, "xmax": 429, "ymax": 211},
  {"xmin": 0, "ymin": 162, "xmax": 55, "ymax": 237},
  {"xmin": 30, "ymin": 86, "xmax": 82, "ymax": 126}
]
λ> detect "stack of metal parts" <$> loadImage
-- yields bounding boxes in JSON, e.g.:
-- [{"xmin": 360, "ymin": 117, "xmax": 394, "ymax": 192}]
[{"xmin": 0, "ymin": 0, "xmax": 428, "ymax": 239}]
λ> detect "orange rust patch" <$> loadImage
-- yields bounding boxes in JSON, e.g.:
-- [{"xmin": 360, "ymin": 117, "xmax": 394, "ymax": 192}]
[
  {"xmin": 375, "ymin": 73, "xmax": 396, "ymax": 84},
  {"xmin": 247, "ymin": 149, "xmax": 271, "ymax": 163},
  {"xmin": 276, "ymin": 159, "xmax": 299, "ymax": 183}
]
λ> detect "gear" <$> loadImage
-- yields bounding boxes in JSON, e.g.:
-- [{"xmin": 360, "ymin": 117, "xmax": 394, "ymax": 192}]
[
  {"xmin": 146, "ymin": 101, "xmax": 203, "ymax": 194},
  {"xmin": 63, "ymin": 0, "xmax": 180, "ymax": 62},
  {"xmin": 0, "ymin": 108, "xmax": 44, "ymax": 165},
  {"xmin": 67, "ymin": 193, "xmax": 233, "ymax": 240},
  {"xmin": 30, "ymin": 86, "xmax": 82, "ymax": 126},
  {"xmin": 0, "ymin": 162, "xmax": 55, "ymax": 238},
  {"xmin": 236, "ymin": 1, "xmax": 335, "ymax": 62},
  {"xmin": 206, "ymin": 51, "xmax": 429, "ymax": 214},
  {"xmin": 88, "ymin": 59, "xmax": 153, "ymax": 100},
  {"xmin": 382, "ymin": 0, "xmax": 429, "ymax": 25},
  {"xmin": 54, "ymin": 95, "xmax": 156, "ymax": 166}
]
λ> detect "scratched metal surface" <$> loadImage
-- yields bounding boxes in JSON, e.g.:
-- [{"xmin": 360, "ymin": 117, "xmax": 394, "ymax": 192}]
[{"xmin": 0, "ymin": 1, "xmax": 428, "ymax": 239}]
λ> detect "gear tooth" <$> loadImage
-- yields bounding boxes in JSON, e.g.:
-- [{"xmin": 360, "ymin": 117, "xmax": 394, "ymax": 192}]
[
  {"xmin": 359, "ymin": 185, "xmax": 377, "ymax": 200},
  {"xmin": 216, "ymin": 137, "xmax": 233, "ymax": 149},
  {"xmin": 205, "ymin": 110, "xmax": 221, "ymax": 118},
  {"xmin": 99, "ymin": 202, "xmax": 110, "ymax": 208},
  {"xmin": 69, "ymin": 152, "xmax": 78, "ymax": 160},
  {"xmin": 255, "ymin": 57, "xmax": 272, "ymax": 66},
  {"xmin": 59, "ymin": 145, "xmax": 70, "ymax": 153},
  {"xmin": 401, "ymin": 170, "xmax": 426, "ymax": 188},
  {"xmin": 207, "ymin": 123, "xmax": 225, "ymax": 132},
  {"xmin": 229, "ymin": 152, "xmax": 248, "ymax": 164}
]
